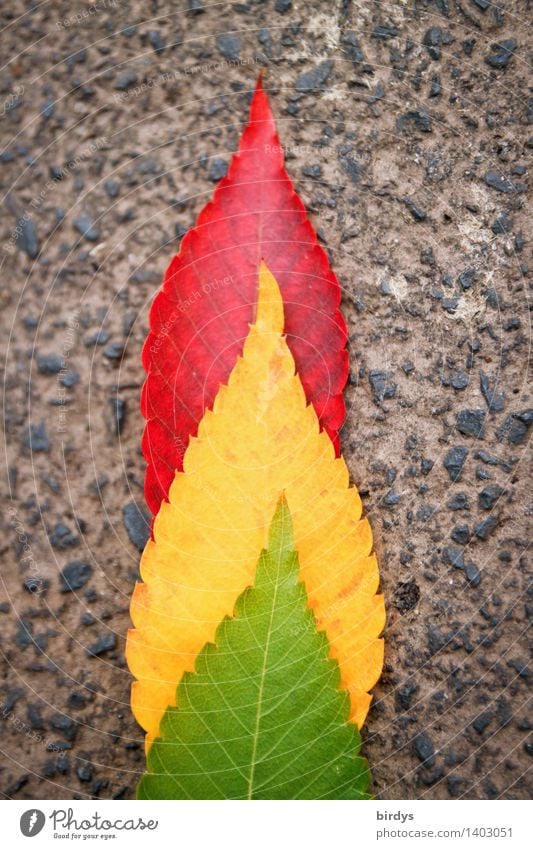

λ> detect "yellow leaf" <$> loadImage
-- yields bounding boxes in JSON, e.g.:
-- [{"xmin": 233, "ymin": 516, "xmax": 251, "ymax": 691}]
[{"xmin": 127, "ymin": 262, "xmax": 385, "ymax": 746}]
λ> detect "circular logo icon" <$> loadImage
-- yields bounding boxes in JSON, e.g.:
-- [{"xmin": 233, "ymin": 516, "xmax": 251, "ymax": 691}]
[{"xmin": 20, "ymin": 810, "xmax": 46, "ymax": 837}]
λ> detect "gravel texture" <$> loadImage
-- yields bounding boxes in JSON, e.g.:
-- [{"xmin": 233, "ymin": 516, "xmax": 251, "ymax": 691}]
[{"xmin": 0, "ymin": 0, "xmax": 531, "ymax": 800}]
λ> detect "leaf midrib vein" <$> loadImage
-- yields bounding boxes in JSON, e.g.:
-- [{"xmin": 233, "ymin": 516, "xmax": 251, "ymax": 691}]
[{"xmin": 246, "ymin": 558, "xmax": 279, "ymax": 799}]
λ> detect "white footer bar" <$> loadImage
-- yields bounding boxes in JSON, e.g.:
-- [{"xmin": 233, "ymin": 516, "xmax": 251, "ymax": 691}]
[{"xmin": 3, "ymin": 799, "xmax": 529, "ymax": 848}]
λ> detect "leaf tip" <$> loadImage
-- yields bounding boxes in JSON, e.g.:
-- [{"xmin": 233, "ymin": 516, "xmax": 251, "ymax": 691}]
[
  {"xmin": 254, "ymin": 260, "xmax": 285, "ymax": 332},
  {"xmin": 268, "ymin": 494, "xmax": 294, "ymax": 554}
]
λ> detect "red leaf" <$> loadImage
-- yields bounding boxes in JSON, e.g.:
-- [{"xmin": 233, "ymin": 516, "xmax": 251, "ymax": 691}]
[{"xmin": 141, "ymin": 75, "xmax": 348, "ymax": 515}]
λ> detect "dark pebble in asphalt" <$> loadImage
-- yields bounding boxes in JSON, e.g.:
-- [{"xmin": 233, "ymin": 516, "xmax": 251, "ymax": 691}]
[
  {"xmin": 24, "ymin": 421, "xmax": 50, "ymax": 452},
  {"xmin": 60, "ymin": 370, "xmax": 79, "ymax": 388},
  {"xmin": 27, "ymin": 703, "xmax": 45, "ymax": 730},
  {"xmin": 443, "ymin": 446, "xmax": 468, "ymax": 481},
  {"xmin": 50, "ymin": 522, "xmax": 79, "ymax": 550},
  {"xmin": 77, "ymin": 763, "xmax": 94, "ymax": 782},
  {"xmin": 465, "ymin": 562, "xmax": 481, "ymax": 586},
  {"xmin": 104, "ymin": 179, "xmax": 120, "ymax": 198},
  {"xmin": 423, "ymin": 27, "xmax": 442, "ymax": 61},
  {"xmin": 475, "ymin": 449, "xmax": 514, "ymax": 474},
  {"xmin": 122, "ymin": 501, "xmax": 150, "ymax": 550},
  {"xmin": 108, "ymin": 396, "xmax": 126, "ymax": 436},
  {"xmin": 456, "ymin": 409, "xmax": 485, "ymax": 438},
  {"xmin": 413, "ymin": 733, "xmax": 436, "ymax": 767},
  {"xmin": 403, "ymin": 196, "xmax": 426, "ymax": 221},
  {"xmin": 491, "ymin": 212, "xmax": 513, "ymax": 234},
  {"xmin": 478, "ymin": 484, "xmax": 506, "ymax": 510},
  {"xmin": 16, "ymin": 216, "xmax": 39, "ymax": 258},
  {"xmin": 68, "ymin": 692, "xmax": 88, "ymax": 709},
  {"xmin": 458, "ymin": 267, "xmax": 476, "ymax": 290},
  {"xmin": 50, "ymin": 713, "xmax": 77, "ymax": 742},
  {"xmin": 86, "ymin": 633, "xmax": 117, "ymax": 656},
  {"xmin": 3, "ymin": 688, "xmax": 24, "ymax": 713},
  {"xmin": 59, "ymin": 561, "xmax": 92, "ymax": 592},
  {"xmin": 56, "ymin": 753, "xmax": 70, "ymax": 773},
  {"xmin": 342, "ymin": 31, "xmax": 364, "ymax": 64},
  {"xmin": 303, "ymin": 164, "xmax": 322, "ymax": 178},
  {"xmin": 395, "ymin": 681, "xmax": 418, "ymax": 712},
  {"xmin": 474, "ymin": 515, "xmax": 499, "ymax": 540},
  {"xmin": 428, "ymin": 627, "xmax": 446, "ymax": 654},
  {"xmin": 41, "ymin": 98, "xmax": 55, "ymax": 120},
  {"xmin": 103, "ymin": 341, "xmax": 125, "ymax": 360},
  {"xmin": 442, "ymin": 546, "xmax": 465, "ymax": 570},
  {"xmin": 451, "ymin": 524, "xmax": 469, "ymax": 545},
  {"xmin": 503, "ymin": 317, "xmax": 520, "ymax": 331},
  {"xmin": 508, "ymin": 660, "xmax": 531, "ymax": 680},
  {"xmin": 485, "ymin": 288, "xmax": 500, "ymax": 308},
  {"xmin": 209, "ymin": 158, "xmax": 228, "ymax": 182},
  {"xmin": 515, "ymin": 233, "xmax": 525, "ymax": 252},
  {"xmin": 88, "ymin": 474, "xmax": 109, "ymax": 496},
  {"xmin": 295, "ymin": 60, "xmax": 333, "ymax": 92},
  {"xmin": 473, "ymin": 711, "xmax": 493, "ymax": 734},
  {"xmin": 37, "ymin": 353, "xmax": 64, "ymax": 375},
  {"xmin": 397, "ymin": 109, "xmax": 432, "ymax": 133},
  {"xmin": 484, "ymin": 169, "xmax": 525, "ymax": 194},
  {"xmin": 447, "ymin": 775, "xmax": 464, "ymax": 798},
  {"xmin": 369, "ymin": 370, "xmax": 397, "ymax": 401},
  {"xmin": 81, "ymin": 612, "xmax": 96, "ymax": 626},
  {"xmin": 442, "ymin": 297, "xmax": 459, "ymax": 314},
  {"xmin": 429, "ymin": 74, "xmax": 441, "ymax": 98},
  {"xmin": 114, "ymin": 70, "xmax": 138, "ymax": 90},
  {"xmin": 416, "ymin": 504, "xmax": 436, "ymax": 521},
  {"xmin": 275, "ymin": 0, "xmax": 292, "ymax": 13},
  {"xmin": 148, "ymin": 30, "xmax": 165, "ymax": 53},
  {"xmin": 73, "ymin": 212, "xmax": 100, "ymax": 242},
  {"xmin": 496, "ymin": 409, "xmax": 532, "ymax": 445},
  {"xmin": 216, "ymin": 34, "xmax": 241, "ymax": 61},
  {"xmin": 485, "ymin": 39, "xmax": 517, "ymax": 69},
  {"xmin": 42, "ymin": 760, "xmax": 56, "ymax": 778},
  {"xmin": 338, "ymin": 147, "xmax": 361, "ymax": 184},
  {"xmin": 14, "ymin": 619, "xmax": 33, "ymax": 649},
  {"xmin": 372, "ymin": 24, "xmax": 398, "ymax": 40},
  {"xmin": 393, "ymin": 580, "xmax": 420, "ymax": 613},
  {"xmin": 479, "ymin": 371, "xmax": 506, "ymax": 413},
  {"xmin": 383, "ymin": 489, "xmax": 401, "ymax": 506},
  {"xmin": 85, "ymin": 330, "xmax": 109, "ymax": 346},
  {"xmin": 450, "ymin": 372, "xmax": 469, "ymax": 390},
  {"xmin": 66, "ymin": 48, "xmax": 86, "ymax": 69}
]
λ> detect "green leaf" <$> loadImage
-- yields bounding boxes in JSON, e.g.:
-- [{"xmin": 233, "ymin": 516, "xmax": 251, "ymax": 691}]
[{"xmin": 137, "ymin": 497, "xmax": 372, "ymax": 800}]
